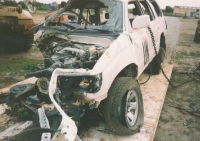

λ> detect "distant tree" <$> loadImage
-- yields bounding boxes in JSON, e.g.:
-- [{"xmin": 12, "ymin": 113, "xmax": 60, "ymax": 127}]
[
  {"xmin": 18, "ymin": 1, "xmax": 26, "ymax": 9},
  {"xmin": 0, "ymin": 0, "xmax": 48, "ymax": 11},
  {"xmin": 33, "ymin": 2, "xmax": 48, "ymax": 11},
  {"xmin": 2, "ymin": 0, "xmax": 17, "ymax": 6},
  {"xmin": 165, "ymin": 6, "xmax": 173, "ymax": 13}
]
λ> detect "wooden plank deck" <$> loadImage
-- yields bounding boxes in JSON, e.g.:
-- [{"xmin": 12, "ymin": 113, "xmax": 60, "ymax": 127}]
[{"xmin": 0, "ymin": 63, "xmax": 173, "ymax": 141}]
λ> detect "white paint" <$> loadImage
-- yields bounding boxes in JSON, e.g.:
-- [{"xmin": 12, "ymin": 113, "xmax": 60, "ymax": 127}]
[
  {"xmin": 49, "ymin": 69, "xmax": 79, "ymax": 141},
  {"xmin": 132, "ymin": 15, "xmax": 151, "ymax": 29},
  {"xmin": 47, "ymin": 1, "xmax": 166, "ymax": 140}
]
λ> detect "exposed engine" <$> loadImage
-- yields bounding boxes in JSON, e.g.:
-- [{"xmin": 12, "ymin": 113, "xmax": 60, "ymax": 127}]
[
  {"xmin": 27, "ymin": 34, "xmax": 106, "ymax": 125},
  {"xmin": 37, "ymin": 35, "xmax": 106, "ymax": 70}
]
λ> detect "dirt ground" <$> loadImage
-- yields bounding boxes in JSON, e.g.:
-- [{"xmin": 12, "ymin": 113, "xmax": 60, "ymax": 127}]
[
  {"xmin": 154, "ymin": 18, "xmax": 200, "ymax": 141},
  {"xmin": 0, "ymin": 13, "xmax": 45, "ymax": 89},
  {"xmin": 0, "ymin": 13, "xmax": 200, "ymax": 140}
]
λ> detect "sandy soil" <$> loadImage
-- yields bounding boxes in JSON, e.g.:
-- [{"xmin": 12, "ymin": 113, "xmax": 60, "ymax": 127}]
[
  {"xmin": 0, "ymin": 48, "xmax": 43, "ymax": 89},
  {"xmin": 154, "ymin": 18, "xmax": 200, "ymax": 141},
  {"xmin": 0, "ymin": 13, "xmax": 200, "ymax": 140}
]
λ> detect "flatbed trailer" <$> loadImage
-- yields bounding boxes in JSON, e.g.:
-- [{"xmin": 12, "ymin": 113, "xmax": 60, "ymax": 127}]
[
  {"xmin": 0, "ymin": 16, "xmax": 181, "ymax": 141},
  {"xmin": 0, "ymin": 63, "xmax": 173, "ymax": 141}
]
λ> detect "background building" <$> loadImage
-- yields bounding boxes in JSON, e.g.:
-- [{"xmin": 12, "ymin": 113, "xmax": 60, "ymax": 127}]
[{"xmin": 173, "ymin": 6, "xmax": 200, "ymax": 17}]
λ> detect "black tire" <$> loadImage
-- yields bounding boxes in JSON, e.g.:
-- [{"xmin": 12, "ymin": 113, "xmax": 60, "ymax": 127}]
[
  {"xmin": 151, "ymin": 47, "xmax": 165, "ymax": 75},
  {"xmin": 104, "ymin": 77, "xmax": 144, "ymax": 135},
  {"xmin": 19, "ymin": 34, "xmax": 34, "ymax": 52},
  {"xmin": 0, "ymin": 33, "xmax": 33, "ymax": 53},
  {"xmin": 194, "ymin": 27, "xmax": 200, "ymax": 43}
]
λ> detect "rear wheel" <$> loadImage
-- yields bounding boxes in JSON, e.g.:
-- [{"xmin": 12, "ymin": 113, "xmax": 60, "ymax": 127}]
[
  {"xmin": 104, "ymin": 77, "xmax": 143, "ymax": 135},
  {"xmin": 151, "ymin": 47, "xmax": 165, "ymax": 75}
]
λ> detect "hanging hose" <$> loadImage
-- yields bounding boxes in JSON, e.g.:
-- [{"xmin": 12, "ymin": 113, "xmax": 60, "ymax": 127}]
[
  {"xmin": 147, "ymin": 27, "xmax": 199, "ymax": 89},
  {"xmin": 140, "ymin": 62, "xmax": 152, "ymax": 85}
]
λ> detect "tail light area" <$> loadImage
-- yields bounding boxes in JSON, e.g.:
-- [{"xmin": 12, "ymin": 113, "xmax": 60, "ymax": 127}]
[{"xmin": 25, "ymin": 24, "xmax": 34, "ymax": 29}]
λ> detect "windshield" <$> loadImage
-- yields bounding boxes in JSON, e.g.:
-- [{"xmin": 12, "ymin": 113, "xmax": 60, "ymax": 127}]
[{"xmin": 46, "ymin": 0, "xmax": 123, "ymax": 32}]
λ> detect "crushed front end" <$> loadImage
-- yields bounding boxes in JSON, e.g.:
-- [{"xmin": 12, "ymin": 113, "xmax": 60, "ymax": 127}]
[{"xmin": 8, "ymin": 0, "xmax": 124, "ymax": 140}]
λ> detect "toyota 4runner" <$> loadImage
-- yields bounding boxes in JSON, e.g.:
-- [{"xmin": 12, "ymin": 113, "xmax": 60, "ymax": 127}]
[{"xmin": 16, "ymin": 0, "xmax": 167, "ymax": 140}]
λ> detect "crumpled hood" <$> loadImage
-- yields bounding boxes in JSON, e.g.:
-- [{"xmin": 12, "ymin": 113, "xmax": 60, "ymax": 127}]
[{"xmin": 67, "ymin": 30, "xmax": 119, "ymax": 48}]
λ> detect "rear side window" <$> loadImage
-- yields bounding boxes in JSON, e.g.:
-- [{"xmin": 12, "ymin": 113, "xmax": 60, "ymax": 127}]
[
  {"xmin": 128, "ymin": 2, "xmax": 141, "ymax": 16},
  {"xmin": 150, "ymin": 1, "xmax": 163, "ymax": 17},
  {"xmin": 128, "ymin": 2, "xmax": 142, "ymax": 27},
  {"xmin": 139, "ymin": 1, "xmax": 155, "ymax": 21},
  {"xmin": 100, "ymin": 8, "xmax": 109, "ymax": 22}
]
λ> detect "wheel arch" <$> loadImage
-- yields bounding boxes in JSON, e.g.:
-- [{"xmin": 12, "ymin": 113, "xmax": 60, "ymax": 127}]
[
  {"xmin": 116, "ymin": 63, "xmax": 138, "ymax": 78},
  {"xmin": 87, "ymin": 62, "xmax": 139, "ymax": 100}
]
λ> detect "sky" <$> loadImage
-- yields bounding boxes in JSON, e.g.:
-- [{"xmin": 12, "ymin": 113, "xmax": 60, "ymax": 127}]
[{"xmin": 16, "ymin": 0, "xmax": 200, "ymax": 9}]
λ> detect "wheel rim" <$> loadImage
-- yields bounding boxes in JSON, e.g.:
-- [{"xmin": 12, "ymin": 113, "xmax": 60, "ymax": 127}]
[{"xmin": 125, "ymin": 90, "xmax": 138, "ymax": 127}]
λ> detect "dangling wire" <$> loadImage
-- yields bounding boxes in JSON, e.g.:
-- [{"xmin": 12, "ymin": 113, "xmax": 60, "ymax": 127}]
[
  {"xmin": 140, "ymin": 62, "xmax": 152, "ymax": 85},
  {"xmin": 147, "ymin": 27, "xmax": 199, "ymax": 89}
]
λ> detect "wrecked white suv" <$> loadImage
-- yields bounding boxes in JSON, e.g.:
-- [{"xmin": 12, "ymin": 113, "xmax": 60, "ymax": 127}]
[{"xmin": 28, "ymin": 0, "xmax": 167, "ymax": 140}]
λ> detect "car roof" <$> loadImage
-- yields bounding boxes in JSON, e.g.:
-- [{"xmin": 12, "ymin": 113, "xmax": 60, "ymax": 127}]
[{"xmin": 65, "ymin": 0, "xmax": 107, "ymax": 9}]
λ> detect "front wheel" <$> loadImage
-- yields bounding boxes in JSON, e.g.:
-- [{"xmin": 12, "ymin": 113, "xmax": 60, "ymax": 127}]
[{"xmin": 104, "ymin": 77, "xmax": 144, "ymax": 135}]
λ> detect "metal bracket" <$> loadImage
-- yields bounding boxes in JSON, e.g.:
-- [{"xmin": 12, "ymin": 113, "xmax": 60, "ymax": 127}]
[{"xmin": 38, "ymin": 107, "xmax": 51, "ymax": 141}]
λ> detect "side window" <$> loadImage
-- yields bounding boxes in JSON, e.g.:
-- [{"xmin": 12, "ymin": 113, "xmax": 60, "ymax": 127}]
[
  {"xmin": 83, "ymin": 9, "xmax": 95, "ymax": 21},
  {"xmin": 139, "ymin": 1, "xmax": 155, "ymax": 21},
  {"xmin": 128, "ymin": 2, "xmax": 141, "ymax": 27},
  {"xmin": 100, "ymin": 8, "xmax": 109, "ymax": 22},
  {"xmin": 83, "ymin": 9, "xmax": 101, "ymax": 25},
  {"xmin": 150, "ymin": 1, "xmax": 163, "ymax": 17}
]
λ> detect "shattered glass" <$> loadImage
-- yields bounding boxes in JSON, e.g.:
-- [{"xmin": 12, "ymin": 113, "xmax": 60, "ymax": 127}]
[
  {"xmin": 43, "ymin": 0, "xmax": 123, "ymax": 32},
  {"xmin": 99, "ymin": 0, "xmax": 123, "ymax": 31}
]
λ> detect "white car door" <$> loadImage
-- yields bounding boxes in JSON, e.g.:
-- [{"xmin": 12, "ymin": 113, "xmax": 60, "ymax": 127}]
[
  {"xmin": 138, "ymin": 0, "xmax": 159, "ymax": 62},
  {"xmin": 149, "ymin": 0, "xmax": 167, "ymax": 43},
  {"xmin": 127, "ymin": 1, "xmax": 150, "ymax": 74}
]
